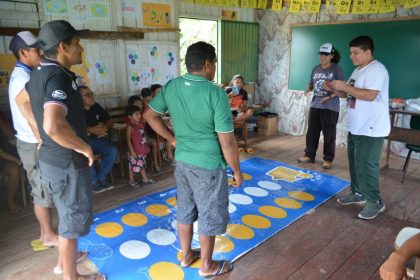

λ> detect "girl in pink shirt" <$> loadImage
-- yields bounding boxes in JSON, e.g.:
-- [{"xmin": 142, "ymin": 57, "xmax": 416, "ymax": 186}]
[{"xmin": 125, "ymin": 105, "xmax": 155, "ymax": 188}]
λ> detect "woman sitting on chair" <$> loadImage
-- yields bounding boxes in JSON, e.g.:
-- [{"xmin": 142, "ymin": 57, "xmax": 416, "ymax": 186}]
[{"xmin": 225, "ymin": 74, "xmax": 254, "ymax": 123}]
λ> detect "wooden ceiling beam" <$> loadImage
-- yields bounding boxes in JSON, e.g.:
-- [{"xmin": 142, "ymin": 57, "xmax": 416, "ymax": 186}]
[{"xmin": 0, "ymin": 27, "xmax": 145, "ymax": 40}]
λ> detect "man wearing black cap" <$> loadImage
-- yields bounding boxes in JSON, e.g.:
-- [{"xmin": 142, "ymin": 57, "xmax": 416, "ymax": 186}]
[
  {"xmin": 8, "ymin": 31, "xmax": 59, "ymax": 248},
  {"xmin": 27, "ymin": 20, "xmax": 105, "ymax": 280}
]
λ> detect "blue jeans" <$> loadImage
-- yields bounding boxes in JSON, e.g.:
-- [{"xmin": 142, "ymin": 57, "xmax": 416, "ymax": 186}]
[{"xmin": 88, "ymin": 138, "xmax": 118, "ymax": 184}]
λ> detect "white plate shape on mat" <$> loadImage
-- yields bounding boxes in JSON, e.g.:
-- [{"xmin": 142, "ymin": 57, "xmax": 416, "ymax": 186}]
[
  {"xmin": 257, "ymin": 181, "xmax": 282, "ymax": 191},
  {"xmin": 229, "ymin": 193, "xmax": 253, "ymax": 205},
  {"xmin": 119, "ymin": 240, "xmax": 151, "ymax": 259},
  {"xmin": 244, "ymin": 187, "xmax": 269, "ymax": 197},
  {"xmin": 147, "ymin": 229, "xmax": 176, "ymax": 246},
  {"xmin": 228, "ymin": 202, "xmax": 237, "ymax": 213}
]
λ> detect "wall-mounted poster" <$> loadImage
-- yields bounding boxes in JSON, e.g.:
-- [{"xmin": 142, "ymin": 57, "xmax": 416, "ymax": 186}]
[
  {"xmin": 125, "ymin": 42, "xmax": 179, "ymax": 92},
  {"xmin": 141, "ymin": 3, "xmax": 172, "ymax": 28},
  {"xmin": 121, "ymin": 0, "xmax": 137, "ymax": 18},
  {"xmin": 222, "ymin": 9, "xmax": 238, "ymax": 20},
  {"xmin": 44, "ymin": 0, "xmax": 68, "ymax": 15},
  {"xmin": 69, "ymin": 0, "xmax": 89, "ymax": 21},
  {"xmin": 0, "ymin": 54, "xmax": 16, "ymax": 89},
  {"xmin": 90, "ymin": 1, "xmax": 110, "ymax": 18}
]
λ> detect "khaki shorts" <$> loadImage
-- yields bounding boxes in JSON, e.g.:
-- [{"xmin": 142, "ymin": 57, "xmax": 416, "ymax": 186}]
[
  {"xmin": 39, "ymin": 160, "xmax": 92, "ymax": 239},
  {"xmin": 16, "ymin": 139, "xmax": 54, "ymax": 208}
]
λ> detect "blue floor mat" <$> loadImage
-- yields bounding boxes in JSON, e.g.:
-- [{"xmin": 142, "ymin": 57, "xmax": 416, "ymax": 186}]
[{"xmin": 79, "ymin": 157, "xmax": 349, "ymax": 280}]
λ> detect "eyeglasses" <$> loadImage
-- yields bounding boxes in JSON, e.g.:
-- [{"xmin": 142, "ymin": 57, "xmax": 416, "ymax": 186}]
[{"xmin": 82, "ymin": 92, "xmax": 95, "ymax": 97}]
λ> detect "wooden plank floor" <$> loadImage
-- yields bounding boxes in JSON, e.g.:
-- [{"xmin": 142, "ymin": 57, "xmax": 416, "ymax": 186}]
[{"xmin": 0, "ymin": 134, "xmax": 419, "ymax": 280}]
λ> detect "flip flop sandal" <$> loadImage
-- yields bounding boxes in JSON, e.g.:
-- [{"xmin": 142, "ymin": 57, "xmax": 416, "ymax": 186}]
[
  {"xmin": 53, "ymin": 251, "xmax": 88, "ymax": 274},
  {"xmin": 32, "ymin": 243, "xmax": 50, "ymax": 251},
  {"xmin": 245, "ymin": 147, "xmax": 254, "ymax": 153},
  {"xmin": 142, "ymin": 178, "xmax": 155, "ymax": 185},
  {"xmin": 199, "ymin": 260, "xmax": 233, "ymax": 279},
  {"xmin": 180, "ymin": 249, "xmax": 201, "ymax": 268},
  {"xmin": 129, "ymin": 182, "xmax": 141, "ymax": 188},
  {"xmin": 31, "ymin": 239, "xmax": 43, "ymax": 246},
  {"xmin": 9, "ymin": 205, "xmax": 22, "ymax": 214}
]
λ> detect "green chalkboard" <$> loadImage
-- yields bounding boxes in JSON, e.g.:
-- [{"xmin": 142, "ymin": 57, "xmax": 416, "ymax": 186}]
[{"xmin": 289, "ymin": 19, "xmax": 420, "ymax": 99}]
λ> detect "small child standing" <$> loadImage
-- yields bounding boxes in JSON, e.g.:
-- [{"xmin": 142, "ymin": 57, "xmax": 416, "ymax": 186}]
[{"xmin": 125, "ymin": 105, "xmax": 155, "ymax": 188}]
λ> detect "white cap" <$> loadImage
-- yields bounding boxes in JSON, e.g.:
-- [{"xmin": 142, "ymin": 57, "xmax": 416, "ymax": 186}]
[{"xmin": 319, "ymin": 43, "xmax": 334, "ymax": 54}]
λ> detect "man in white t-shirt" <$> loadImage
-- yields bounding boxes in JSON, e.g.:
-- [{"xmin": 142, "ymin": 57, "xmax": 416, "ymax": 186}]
[
  {"xmin": 326, "ymin": 35, "xmax": 390, "ymax": 220},
  {"xmin": 8, "ymin": 31, "xmax": 58, "ymax": 246}
]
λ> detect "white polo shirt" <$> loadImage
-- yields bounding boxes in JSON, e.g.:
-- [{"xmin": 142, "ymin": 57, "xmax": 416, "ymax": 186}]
[
  {"xmin": 347, "ymin": 60, "xmax": 390, "ymax": 137},
  {"xmin": 8, "ymin": 62, "xmax": 38, "ymax": 143}
]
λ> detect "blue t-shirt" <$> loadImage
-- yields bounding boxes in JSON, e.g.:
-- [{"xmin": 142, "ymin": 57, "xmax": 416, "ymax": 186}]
[{"xmin": 309, "ymin": 63, "xmax": 345, "ymax": 112}]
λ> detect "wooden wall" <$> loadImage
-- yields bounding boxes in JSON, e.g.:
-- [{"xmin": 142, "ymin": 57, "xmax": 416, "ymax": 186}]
[{"xmin": 0, "ymin": 0, "xmax": 256, "ymax": 111}]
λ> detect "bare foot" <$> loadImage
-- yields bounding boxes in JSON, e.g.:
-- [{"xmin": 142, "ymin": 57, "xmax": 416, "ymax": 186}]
[
  {"xmin": 54, "ymin": 251, "xmax": 88, "ymax": 274},
  {"xmin": 41, "ymin": 233, "xmax": 59, "ymax": 247},
  {"xmin": 180, "ymin": 249, "xmax": 200, "ymax": 267},
  {"xmin": 76, "ymin": 273, "xmax": 106, "ymax": 280}
]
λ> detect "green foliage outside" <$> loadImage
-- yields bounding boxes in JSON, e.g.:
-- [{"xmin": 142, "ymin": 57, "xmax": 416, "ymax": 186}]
[{"xmin": 179, "ymin": 18, "xmax": 218, "ymax": 82}]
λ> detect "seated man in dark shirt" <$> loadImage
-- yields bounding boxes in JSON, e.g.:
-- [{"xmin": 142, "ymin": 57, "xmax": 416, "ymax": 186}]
[{"xmin": 81, "ymin": 86, "xmax": 118, "ymax": 192}]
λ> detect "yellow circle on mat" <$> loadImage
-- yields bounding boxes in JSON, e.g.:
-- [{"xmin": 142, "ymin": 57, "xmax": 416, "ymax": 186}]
[
  {"xmin": 121, "ymin": 213, "xmax": 148, "ymax": 227},
  {"xmin": 95, "ymin": 222, "xmax": 123, "ymax": 238},
  {"xmin": 149, "ymin": 262, "xmax": 184, "ymax": 280},
  {"xmin": 226, "ymin": 224, "xmax": 255, "ymax": 240},
  {"xmin": 243, "ymin": 173, "xmax": 252, "ymax": 180},
  {"xmin": 176, "ymin": 251, "xmax": 201, "ymax": 268},
  {"xmin": 288, "ymin": 191, "xmax": 315, "ymax": 201},
  {"xmin": 214, "ymin": 236, "xmax": 234, "ymax": 253},
  {"xmin": 242, "ymin": 214, "xmax": 271, "ymax": 229},
  {"xmin": 146, "ymin": 204, "xmax": 170, "ymax": 217},
  {"xmin": 259, "ymin": 206, "xmax": 287, "ymax": 218},
  {"xmin": 274, "ymin": 198, "xmax": 302, "ymax": 209},
  {"xmin": 166, "ymin": 196, "xmax": 176, "ymax": 207}
]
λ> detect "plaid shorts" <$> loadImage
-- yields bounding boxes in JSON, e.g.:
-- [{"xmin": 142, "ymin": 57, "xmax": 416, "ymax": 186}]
[{"xmin": 129, "ymin": 156, "xmax": 146, "ymax": 173}]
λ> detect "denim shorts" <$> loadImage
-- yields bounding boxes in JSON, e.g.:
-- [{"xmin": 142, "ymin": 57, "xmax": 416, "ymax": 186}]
[
  {"xmin": 174, "ymin": 161, "xmax": 229, "ymax": 236},
  {"xmin": 39, "ymin": 160, "xmax": 92, "ymax": 239}
]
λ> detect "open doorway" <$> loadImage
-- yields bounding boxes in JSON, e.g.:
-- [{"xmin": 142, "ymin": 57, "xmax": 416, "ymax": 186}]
[{"xmin": 179, "ymin": 18, "xmax": 219, "ymax": 83}]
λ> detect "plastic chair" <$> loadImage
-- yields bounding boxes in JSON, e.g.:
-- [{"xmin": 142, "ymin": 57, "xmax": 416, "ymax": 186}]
[{"xmin": 401, "ymin": 115, "xmax": 420, "ymax": 183}]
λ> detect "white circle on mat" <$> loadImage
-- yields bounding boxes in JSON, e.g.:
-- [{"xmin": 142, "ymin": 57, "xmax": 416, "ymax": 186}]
[
  {"xmin": 229, "ymin": 194, "xmax": 253, "ymax": 205},
  {"xmin": 147, "ymin": 229, "xmax": 176, "ymax": 246},
  {"xmin": 228, "ymin": 203, "xmax": 237, "ymax": 213},
  {"xmin": 244, "ymin": 187, "xmax": 269, "ymax": 197},
  {"xmin": 258, "ymin": 181, "xmax": 282, "ymax": 190},
  {"xmin": 119, "ymin": 240, "xmax": 151, "ymax": 259}
]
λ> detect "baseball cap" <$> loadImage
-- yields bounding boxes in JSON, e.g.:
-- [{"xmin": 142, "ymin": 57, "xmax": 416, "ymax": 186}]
[
  {"xmin": 9, "ymin": 31, "xmax": 41, "ymax": 55},
  {"xmin": 319, "ymin": 43, "xmax": 335, "ymax": 55},
  {"xmin": 38, "ymin": 20, "xmax": 89, "ymax": 51}
]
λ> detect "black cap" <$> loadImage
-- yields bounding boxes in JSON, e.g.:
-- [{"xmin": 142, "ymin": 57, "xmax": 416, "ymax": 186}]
[
  {"xmin": 9, "ymin": 31, "xmax": 41, "ymax": 55},
  {"xmin": 38, "ymin": 20, "xmax": 89, "ymax": 51}
]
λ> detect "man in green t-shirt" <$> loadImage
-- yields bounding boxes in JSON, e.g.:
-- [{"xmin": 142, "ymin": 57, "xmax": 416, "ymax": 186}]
[{"xmin": 144, "ymin": 41, "xmax": 243, "ymax": 278}]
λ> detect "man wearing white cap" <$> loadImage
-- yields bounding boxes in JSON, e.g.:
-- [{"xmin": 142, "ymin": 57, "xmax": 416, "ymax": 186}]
[{"xmin": 8, "ymin": 31, "xmax": 58, "ymax": 247}]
